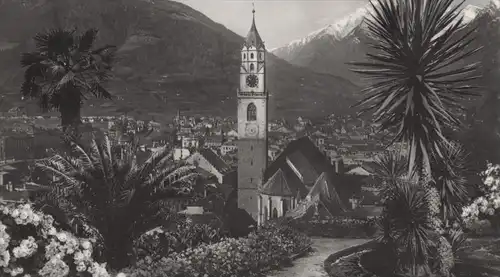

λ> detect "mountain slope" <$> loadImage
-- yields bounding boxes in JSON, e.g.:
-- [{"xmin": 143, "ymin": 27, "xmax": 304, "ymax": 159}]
[
  {"xmin": 0, "ymin": 0, "xmax": 359, "ymax": 120},
  {"xmin": 271, "ymin": 3, "xmax": 483, "ymax": 85}
]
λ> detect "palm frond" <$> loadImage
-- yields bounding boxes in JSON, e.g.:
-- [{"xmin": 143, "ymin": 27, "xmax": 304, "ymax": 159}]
[
  {"xmin": 33, "ymin": 28, "xmax": 76, "ymax": 56},
  {"xmin": 78, "ymin": 28, "xmax": 99, "ymax": 53},
  {"xmin": 21, "ymin": 28, "xmax": 116, "ymax": 125}
]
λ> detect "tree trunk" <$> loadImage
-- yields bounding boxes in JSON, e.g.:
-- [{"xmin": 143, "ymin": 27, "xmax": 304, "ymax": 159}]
[{"xmin": 60, "ymin": 91, "xmax": 82, "ymax": 143}]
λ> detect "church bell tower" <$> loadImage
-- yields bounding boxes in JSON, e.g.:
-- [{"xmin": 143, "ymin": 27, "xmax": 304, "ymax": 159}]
[{"xmin": 237, "ymin": 7, "xmax": 268, "ymax": 224}]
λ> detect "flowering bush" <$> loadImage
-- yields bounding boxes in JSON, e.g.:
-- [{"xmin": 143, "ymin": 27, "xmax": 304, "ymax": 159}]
[
  {"xmin": 462, "ymin": 164, "xmax": 500, "ymax": 228},
  {"xmin": 121, "ymin": 221, "xmax": 312, "ymax": 277},
  {"xmin": 0, "ymin": 202, "xmax": 110, "ymax": 277},
  {"xmin": 133, "ymin": 219, "xmax": 225, "ymax": 262},
  {"xmin": 289, "ymin": 217, "xmax": 377, "ymax": 238}
]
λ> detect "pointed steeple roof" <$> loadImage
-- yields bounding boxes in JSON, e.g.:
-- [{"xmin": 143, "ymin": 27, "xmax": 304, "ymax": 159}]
[{"xmin": 244, "ymin": 5, "xmax": 264, "ymax": 49}]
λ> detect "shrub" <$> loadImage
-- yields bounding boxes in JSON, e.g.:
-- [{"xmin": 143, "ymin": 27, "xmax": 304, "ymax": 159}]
[
  {"xmin": 122, "ymin": 221, "xmax": 312, "ymax": 277},
  {"xmin": 0, "ymin": 202, "xmax": 109, "ymax": 277},
  {"xmin": 133, "ymin": 219, "xmax": 226, "ymax": 262},
  {"xmin": 290, "ymin": 217, "xmax": 378, "ymax": 238},
  {"xmin": 462, "ymin": 164, "xmax": 500, "ymax": 230}
]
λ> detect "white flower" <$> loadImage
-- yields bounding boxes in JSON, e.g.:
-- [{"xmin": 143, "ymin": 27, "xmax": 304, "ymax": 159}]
[
  {"xmin": 74, "ymin": 252, "xmax": 84, "ymax": 262},
  {"xmin": 11, "ymin": 209, "xmax": 19, "ymax": 218},
  {"xmin": 31, "ymin": 214, "xmax": 40, "ymax": 225},
  {"xmin": 48, "ymin": 227, "xmax": 57, "ymax": 236},
  {"xmin": 10, "ymin": 267, "xmax": 23, "ymax": 276},
  {"xmin": 81, "ymin": 240, "xmax": 91, "ymax": 250},
  {"xmin": 19, "ymin": 211, "xmax": 28, "ymax": 220},
  {"xmin": 82, "ymin": 250, "xmax": 92, "ymax": 258},
  {"xmin": 56, "ymin": 233, "xmax": 68, "ymax": 243},
  {"xmin": 76, "ymin": 262, "xmax": 87, "ymax": 272}
]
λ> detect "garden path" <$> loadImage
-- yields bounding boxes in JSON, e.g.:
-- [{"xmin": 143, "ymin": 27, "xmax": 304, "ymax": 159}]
[{"xmin": 266, "ymin": 237, "xmax": 370, "ymax": 277}]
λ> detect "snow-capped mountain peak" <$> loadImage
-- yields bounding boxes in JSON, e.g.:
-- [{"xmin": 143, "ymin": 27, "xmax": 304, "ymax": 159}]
[{"xmin": 272, "ymin": 3, "xmax": 482, "ymax": 55}]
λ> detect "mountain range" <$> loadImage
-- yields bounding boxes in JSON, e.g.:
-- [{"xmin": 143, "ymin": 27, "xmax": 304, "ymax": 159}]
[
  {"xmin": 0, "ymin": 0, "xmax": 360, "ymax": 121},
  {"xmin": 271, "ymin": 3, "xmax": 488, "ymax": 86}
]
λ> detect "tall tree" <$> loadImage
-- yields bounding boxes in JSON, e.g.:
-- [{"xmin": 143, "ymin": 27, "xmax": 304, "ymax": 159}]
[
  {"xmin": 34, "ymin": 135, "xmax": 200, "ymax": 269},
  {"xmin": 20, "ymin": 28, "xmax": 116, "ymax": 138},
  {"xmin": 350, "ymin": 0, "xmax": 482, "ymax": 177}
]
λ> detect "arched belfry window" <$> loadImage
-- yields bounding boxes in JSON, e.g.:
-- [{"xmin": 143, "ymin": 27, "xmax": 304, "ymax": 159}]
[
  {"xmin": 250, "ymin": 63, "xmax": 255, "ymax": 71},
  {"xmin": 247, "ymin": 103, "xmax": 257, "ymax": 121},
  {"xmin": 250, "ymin": 53, "xmax": 254, "ymax": 59},
  {"xmin": 243, "ymin": 53, "xmax": 246, "ymax": 59}
]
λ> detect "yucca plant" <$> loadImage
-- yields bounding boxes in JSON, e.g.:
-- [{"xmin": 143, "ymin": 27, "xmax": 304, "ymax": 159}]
[
  {"xmin": 34, "ymin": 135, "xmax": 201, "ymax": 269},
  {"xmin": 383, "ymin": 180, "xmax": 433, "ymax": 275},
  {"xmin": 20, "ymin": 28, "xmax": 116, "ymax": 137},
  {"xmin": 431, "ymin": 142, "xmax": 470, "ymax": 225},
  {"xmin": 372, "ymin": 151, "xmax": 408, "ymax": 201},
  {"xmin": 350, "ymin": 0, "xmax": 482, "ymax": 177}
]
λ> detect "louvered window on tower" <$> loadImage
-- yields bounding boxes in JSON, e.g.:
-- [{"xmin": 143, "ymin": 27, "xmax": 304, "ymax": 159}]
[
  {"xmin": 247, "ymin": 103, "xmax": 257, "ymax": 121},
  {"xmin": 250, "ymin": 64, "xmax": 255, "ymax": 71},
  {"xmin": 251, "ymin": 53, "xmax": 254, "ymax": 59}
]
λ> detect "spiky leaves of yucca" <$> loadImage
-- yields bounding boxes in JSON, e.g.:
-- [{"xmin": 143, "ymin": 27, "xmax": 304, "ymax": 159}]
[
  {"xmin": 34, "ymin": 135, "xmax": 200, "ymax": 269},
  {"xmin": 20, "ymin": 28, "xmax": 116, "ymax": 135},
  {"xmin": 350, "ymin": 0, "xmax": 482, "ymax": 177},
  {"xmin": 372, "ymin": 151, "xmax": 408, "ymax": 201},
  {"xmin": 383, "ymin": 181, "xmax": 433, "ymax": 274},
  {"xmin": 431, "ymin": 142, "xmax": 469, "ymax": 223}
]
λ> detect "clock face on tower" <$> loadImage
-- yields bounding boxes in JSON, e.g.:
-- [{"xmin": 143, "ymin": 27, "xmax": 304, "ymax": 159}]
[
  {"xmin": 245, "ymin": 124, "xmax": 258, "ymax": 137},
  {"xmin": 246, "ymin": 74, "xmax": 259, "ymax": 88}
]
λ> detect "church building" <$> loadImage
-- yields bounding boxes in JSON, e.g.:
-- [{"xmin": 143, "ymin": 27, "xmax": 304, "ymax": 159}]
[{"xmin": 236, "ymin": 8, "xmax": 356, "ymax": 226}]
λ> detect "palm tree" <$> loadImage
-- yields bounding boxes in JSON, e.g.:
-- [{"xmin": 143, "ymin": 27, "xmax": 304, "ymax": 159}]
[
  {"xmin": 20, "ymin": 28, "xmax": 116, "ymax": 138},
  {"xmin": 350, "ymin": 0, "xmax": 482, "ymax": 177},
  {"xmin": 33, "ymin": 135, "xmax": 201, "ymax": 269}
]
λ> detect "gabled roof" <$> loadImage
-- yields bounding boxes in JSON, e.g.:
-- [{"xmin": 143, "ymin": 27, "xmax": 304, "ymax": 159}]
[
  {"xmin": 260, "ymin": 169, "xmax": 293, "ymax": 196},
  {"xmin": 199, "ymin": 148, "xmax": 230, "ymax": 173},
  {"xmin": 285, "ymin": 172, "xmax": 347, "ymax": 219},
  {"xmin": 286, "ymin": 151, "xmax": 319, "ymax": 185},
  {"xmin": 264, "ymin": 136, "xmax": 352, "ymax": 206}
]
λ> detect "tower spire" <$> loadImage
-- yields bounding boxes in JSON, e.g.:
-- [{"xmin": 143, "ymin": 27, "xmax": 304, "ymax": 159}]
[{"xmin": 245, "ymin": 2, "xmax": 264, "ymax": 49}]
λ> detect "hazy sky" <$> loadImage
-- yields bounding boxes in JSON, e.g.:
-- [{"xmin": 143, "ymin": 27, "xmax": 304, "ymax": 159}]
[{"xmin": 177, "ymin": 0, "xmax": 492, "ymax": 49}]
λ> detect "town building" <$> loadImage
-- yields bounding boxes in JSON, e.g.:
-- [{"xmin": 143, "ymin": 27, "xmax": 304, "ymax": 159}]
[
  {"xmin": 235, "ymin": 9, "xmax": 355, "ymax": 226},
  {"xmin": 236, "ymin": 7, "xmax": 269, "ymax": 224}
]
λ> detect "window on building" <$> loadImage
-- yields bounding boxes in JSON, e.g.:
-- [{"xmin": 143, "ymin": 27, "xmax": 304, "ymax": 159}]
[
  {"xmin": 251, "ymin": 159, "xmax": 253, "ymax": 166},
  {"xmin": 259, "ymin": 52, "xmax": 263, "ymax": 60},
  {"xmin": 243, "ymin": 53, "xmax": 246, "ymax": 59},
  {"xmin": 251, "ymin": 145, "xmax": 253, "ymax": 151},
  {"xmin": 250, "ymin": 63, "xmax": 255, "ymax": 71},
  {"xmin": 250, "ymin": 53, "xmax": 254, "ymax": 59},
  {"xmin": 250, "ymin": 178, "xmax": 253, "ymax": 183},
  {"xmin": 247, "ymin": 103, "xmax": 257, "ymax": 121}
]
